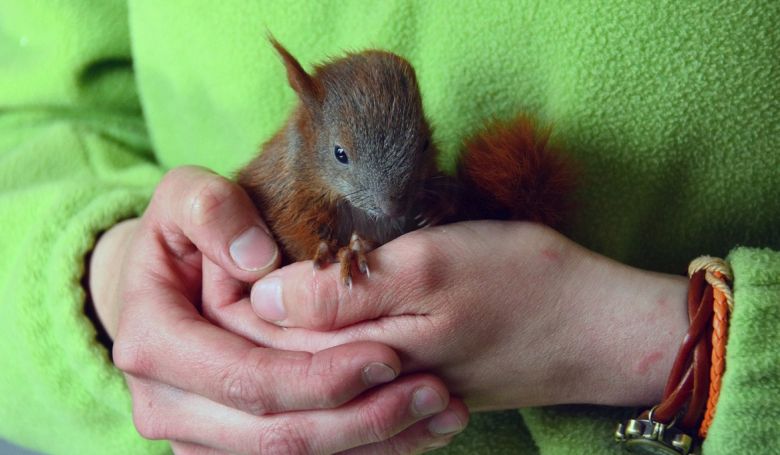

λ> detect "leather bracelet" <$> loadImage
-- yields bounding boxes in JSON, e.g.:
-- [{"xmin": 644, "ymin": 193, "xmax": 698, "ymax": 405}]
[
  {"xmin": 689, "ymin": 257, "xmax": 734, "ymax": 438},
  {"xmin": 615, "ymin": 256, "xmax": 734, "ymax": 454}
]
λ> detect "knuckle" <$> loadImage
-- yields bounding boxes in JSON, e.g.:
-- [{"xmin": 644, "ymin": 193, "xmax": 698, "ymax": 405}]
[
  {"xmin": 309, "ymin": 377, "xmax": 347, "ymax": 409},
  {"xmin": 154, "ymin": 167, "xmax": 194, "ymax": 201},
  {"xmin": 221, "ymin": 364, "xmax": 270, "ymax": 415},
  {"xmin": 112, "ymin": 337, "xmax": 153, "ymax": 377},
  {"xmin": 112, "ymin": 300, "xmax": 159, "ymax": 376},
  {"xmin": 393, "ymin": 236, "xmax": 448, "ymax": 297},
  {"xmin": 306, "ymin": 270, "xmax": 342, "ymax": 331},
  {"xmin": 150, "ymin": 166, "xmax": 211, "ymax": 218},
  {"xmin": 305, "ymin": 351, "xmax": 353, "ymax": 409},
  {"xmin": 131, "ymin": 401, "xmax": 168, "ymax": 440},
  {"xmin": 189, "ymin": 174, "xmax": 241, "ymax": 227},
  {"xmin": 220, "ymin": 349, "xmax": 294, "ymax": 415},
  {"xmin": 154, "ymin": 169, "xmax": 178, "ymax": 198},
  {"xmin": 255, "ymin": 421, "xmax": 311, "ymax": 455},
  {"xmin": 316, "ymin": 381, "xmax": 347, "ymax": 409},
  {"xmin": 405, "ymin": 261, "xmax": 443, "ymax": 296},
  {"xmin": 358, "ymin": 399, "xmax": 397, "ymax": 443}
]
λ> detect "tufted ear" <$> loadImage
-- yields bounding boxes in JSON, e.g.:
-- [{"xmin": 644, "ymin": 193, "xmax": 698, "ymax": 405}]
[{"xmin": 268, "ymin": 37, "xmax": 322, "ymax": 107}]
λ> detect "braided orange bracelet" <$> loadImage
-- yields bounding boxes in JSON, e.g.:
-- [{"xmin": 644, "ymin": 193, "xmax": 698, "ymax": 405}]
[
  {"xmin": 615, "ymin": 256, "xmax": 734, "ymax": 454},
  {"xmin": 688, "ymin": 257, "xmax": 734, "ymax": 438}
]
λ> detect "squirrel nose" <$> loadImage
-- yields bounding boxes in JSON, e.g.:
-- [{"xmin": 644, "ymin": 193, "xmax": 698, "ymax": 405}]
[{"xmin": 377, "ymin": 197, "xmax": 404, "ymax": 218}]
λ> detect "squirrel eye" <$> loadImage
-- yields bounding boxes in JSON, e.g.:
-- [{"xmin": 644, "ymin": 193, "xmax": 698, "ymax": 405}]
[{"xmin": 334, "ymin": 145, "xmax": 349, "ymax": 164}]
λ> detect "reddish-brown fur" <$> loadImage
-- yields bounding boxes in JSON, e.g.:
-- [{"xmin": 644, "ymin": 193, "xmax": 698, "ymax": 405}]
[
  {"xmin": 455, "ymin": 116, "xmax": 576, "ymax": 228},
  {"xmin": 238, "ymin": 41, "xmax": 576, "ymax": 267},
  {"xmin": 238, "ymin": 39, "xmax": 443, "ymax": 265},
  {"xmin": 237, "ymin": 100, "xmax": 345, "ymax": 262}
]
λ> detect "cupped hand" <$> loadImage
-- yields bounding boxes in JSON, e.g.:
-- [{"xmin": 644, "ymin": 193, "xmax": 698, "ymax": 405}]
[
  {"xmin": 213, "ymin": 221, "xmax": 690, "ymax": 412},
  {"xmin": 89, "ymin": 166, "xmax": 467, "ymax": 454}
]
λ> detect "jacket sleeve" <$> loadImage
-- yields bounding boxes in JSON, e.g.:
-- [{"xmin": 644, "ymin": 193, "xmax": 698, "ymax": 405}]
[
  {"xmin": 0, "ymin": 1, "xmax": 168, "ymax": 453},
  {"xmin": 703, "ymin": 247, "xmax": 780, "ymax": 454}
]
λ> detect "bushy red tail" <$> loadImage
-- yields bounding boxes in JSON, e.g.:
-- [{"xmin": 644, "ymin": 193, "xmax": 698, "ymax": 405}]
[{"xmin": 454, "ymin": 115, "xmax": 576, "ymax": 227}]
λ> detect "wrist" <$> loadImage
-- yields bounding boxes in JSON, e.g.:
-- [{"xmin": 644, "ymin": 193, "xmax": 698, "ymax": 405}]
[
  {"xmin": 567, "ymin": 248, "xmax": 689, "ymax": 407},
  {"xmin": 89, "ymin": 218, "xmax": 140, "ymax": 340}
]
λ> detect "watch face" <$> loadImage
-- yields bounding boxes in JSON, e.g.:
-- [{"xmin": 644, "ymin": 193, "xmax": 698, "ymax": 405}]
[{"xmin": 625, "ymin": 439, "xmax": 681, "ymax": 455}]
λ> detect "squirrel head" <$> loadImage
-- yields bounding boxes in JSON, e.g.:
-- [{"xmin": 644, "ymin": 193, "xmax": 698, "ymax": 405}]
[{"xmin": 270, "ymin": 39, "xmax": 437, "ymax": 219}]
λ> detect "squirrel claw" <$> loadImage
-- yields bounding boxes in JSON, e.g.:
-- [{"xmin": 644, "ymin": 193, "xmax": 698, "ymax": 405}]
[
  {"xmin": 316, "ymin": 233, "xmax": 371, "ymax": 287},
  {"xmin": 313, "ymin": 241, "xmax": 332, "ymax": 269},
  {"xmin": 350, "ymin": 233, "xmax": 371, "ymax": 277},
  {"xmin": 343, "ymin": 274, "xmax": 353, "ymax": 290},
  {"xmin": 337, "ymin": 246, "xmax": 353, "ymax": 288}
]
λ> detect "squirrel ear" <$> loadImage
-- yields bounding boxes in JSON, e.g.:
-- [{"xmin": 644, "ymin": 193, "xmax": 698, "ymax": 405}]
[{"xmin": 269, "ymin": 37, "xmax": 322, "ymax": 106}]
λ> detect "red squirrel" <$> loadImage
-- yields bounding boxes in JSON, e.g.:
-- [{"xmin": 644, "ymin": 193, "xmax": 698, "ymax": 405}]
[{"xmin": 237, "ymin": 39, "xmax": 575, "ymax": 286}]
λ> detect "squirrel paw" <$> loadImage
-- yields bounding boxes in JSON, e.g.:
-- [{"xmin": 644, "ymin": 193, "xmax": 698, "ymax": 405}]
[
  {"xmin": 337, "ymin": 233, "xmax": 370, "ymax": 288},
  {"xmin": 312, "ymin": 234, "xmax": 371, "ymax": 288}
]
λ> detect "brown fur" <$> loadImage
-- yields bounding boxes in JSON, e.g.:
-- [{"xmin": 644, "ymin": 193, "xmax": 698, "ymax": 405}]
[
  {"xmin": 455, "ymin": 115, "xmax": 577, "ymax": 228},
  {"xmin": 238, "ymin": 40, "xmax": 443, "ymax": 263},
  {"xmin": 237, "ymin": 112, "xmax": 339, "ymax": 262},
  {"xmin": 238, "ymin": 41, "xmax": 576, "ymax": 265}
]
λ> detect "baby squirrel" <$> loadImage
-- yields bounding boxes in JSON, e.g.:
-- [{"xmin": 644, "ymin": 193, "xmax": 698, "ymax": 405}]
[{"xmin": 237, "ymin": 39, "xmax": 574, "ymax": 286}]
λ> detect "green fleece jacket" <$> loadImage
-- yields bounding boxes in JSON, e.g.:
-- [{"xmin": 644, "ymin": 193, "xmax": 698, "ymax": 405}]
[{"xmin": 1, "ymin": 1, "xmax": 778, "ymax": 454}]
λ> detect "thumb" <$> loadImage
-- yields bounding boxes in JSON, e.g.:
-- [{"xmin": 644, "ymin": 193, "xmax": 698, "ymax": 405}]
[
  {"xmin": 249, "ymin": 233, "xmax": 441, "ymax": 330},
  {"xmin": 149, "ymin": 166, "xmax": 280, "ymax": 282}
]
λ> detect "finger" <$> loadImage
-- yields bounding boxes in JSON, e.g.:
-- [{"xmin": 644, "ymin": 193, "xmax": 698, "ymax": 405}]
[
  {"xmin": 339, "ymin": 399, "xmax": 469, "ymax": 455},
  {"xmin": 200, "ymin": 291, "xmax": 439, "ymax": 375},
  {"xmin": 200, "ymin": 260, "xmax": 431, "ymax": 369},
  {"xmin": 202, "ymin": 255, "xmax": 246, "ymax": 315},
  {"xmin": 114, "ymin": 287, "xmax": 401, "ymax": 416},
  {"xmin": 134, "ymin": 374, "xmax": 453, "ymax": 455},
  {"xmin": 250, "ymin": 229, "xmax": 450, "ymax": 330},
  {"xmin": 149, "ymin": 166, "xmax": 280, "ymax": 282},
  {"xmin": 200, "ymin": 278, "xmax": 374, "ymax": 355},
  {"xmin": 202, "ymin": 282, "xmax": 329, "ymax": 352}
]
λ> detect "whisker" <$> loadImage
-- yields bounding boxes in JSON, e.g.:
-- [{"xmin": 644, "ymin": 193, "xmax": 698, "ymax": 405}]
[{"xmin": 341, "ymin": 187, "xmax": 370, "ymax": 200}]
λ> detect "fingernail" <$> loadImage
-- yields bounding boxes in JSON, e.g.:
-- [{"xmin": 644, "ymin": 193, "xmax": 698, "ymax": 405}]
[
  {"xmin": 230, "ymin": 226, "xmax": 278, "ymax": 271},
  {"xmin": 251, "ymin": 277, "xmax": 286, "ymax": 321},
  {"xmin": 412, "ymin": 387, "xmax": 446, "ymax": 416},
  {"xmin": 428, "ymin": 411, "xmax": 464, "ymax": 435},
  {"xmin": 362, "ymin": 363, "xmax": 397, "ymax": 386}
]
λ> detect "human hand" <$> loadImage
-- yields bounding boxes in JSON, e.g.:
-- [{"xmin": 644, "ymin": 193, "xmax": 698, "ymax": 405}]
[
  {"xmin": 88, "ymin": 166, "xmax": 468, "ymax": 454},
  {"xmin": 215, "ymin": 221, "xmax": 689, "ymax": 412}
]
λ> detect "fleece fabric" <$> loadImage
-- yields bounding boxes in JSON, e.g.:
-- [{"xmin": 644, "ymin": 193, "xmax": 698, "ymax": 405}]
[{"xmin": 0, "ymin": 0, "xmax": 778, "ymax": 454}]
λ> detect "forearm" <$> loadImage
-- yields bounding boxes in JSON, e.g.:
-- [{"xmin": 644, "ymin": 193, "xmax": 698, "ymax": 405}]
[
  {"xmin": 467, "ymin": 226, "xmax": 690, "ymax": 408},
  {"xmin": 564, "ymin": 245, "xmax": 689, "ymax": 407}
]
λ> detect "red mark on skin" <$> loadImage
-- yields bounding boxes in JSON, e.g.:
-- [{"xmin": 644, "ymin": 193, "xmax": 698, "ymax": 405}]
[
  {"xmin": 541, "ymin": 249, "xmax": 561, "ymax": 262},
  {"xmin": 657, "ymin": 296, "xmax": 670, "ymax": 310},
  {"xmin": 636, "ymin": 351, "xmax": 664, "ymax": 375}
]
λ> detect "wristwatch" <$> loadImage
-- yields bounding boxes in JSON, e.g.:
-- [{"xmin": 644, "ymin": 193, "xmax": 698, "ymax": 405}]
[{"xmin": 615, "ymin": 412, "xmax": 694, "ymax": 455}]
